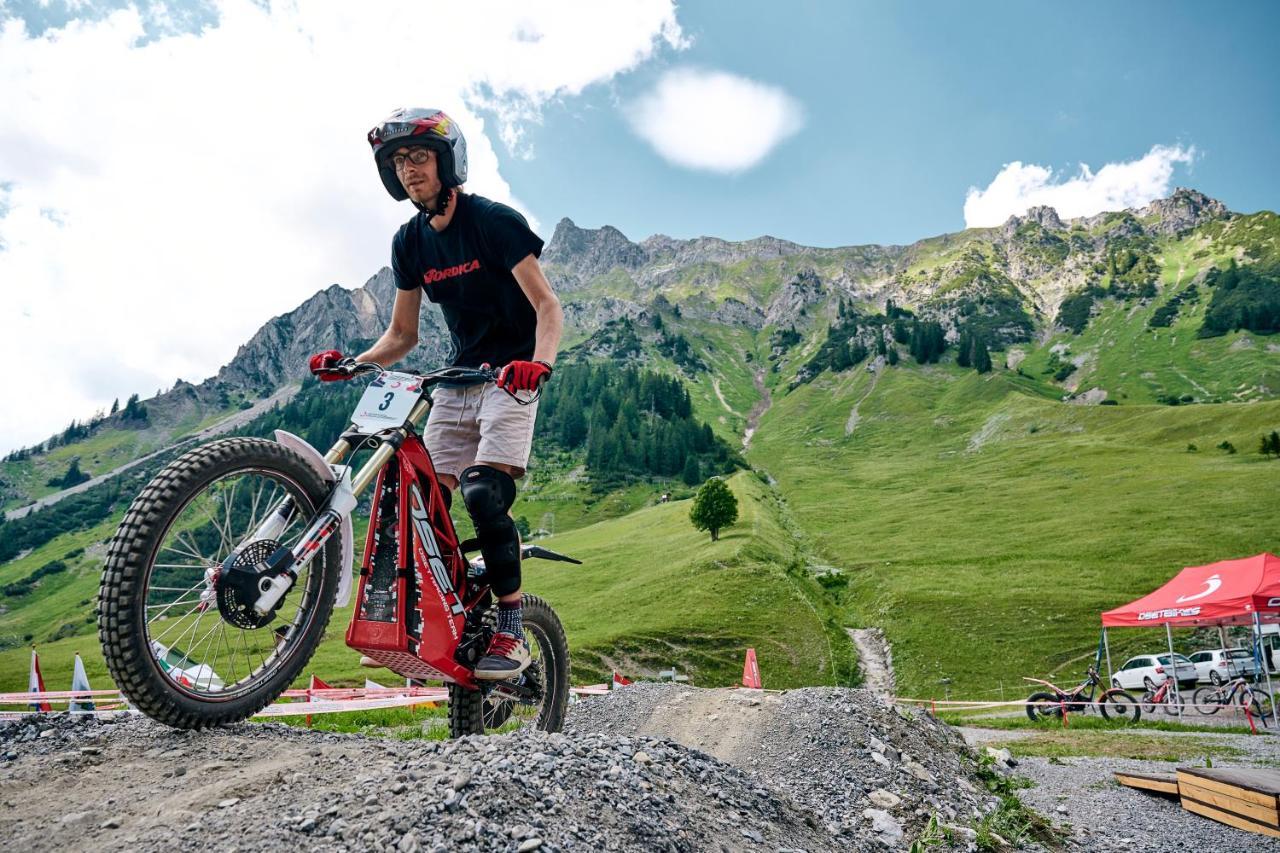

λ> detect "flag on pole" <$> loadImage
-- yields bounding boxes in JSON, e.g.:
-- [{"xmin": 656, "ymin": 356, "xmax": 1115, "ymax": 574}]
[
  {"xmin": 69, "ymin": 652, "xmax": 95, "ymax": 714},
  {"xmin": 305, "ymin": 674, "xmax": 330, "ymax": 728},
  {"xmin": 29, "ymin": 647, "xmax": 51, "ymax": 712}
]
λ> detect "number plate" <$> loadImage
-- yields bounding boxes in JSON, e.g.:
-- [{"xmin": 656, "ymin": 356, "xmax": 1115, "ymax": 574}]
[{"xmin": 349, "ymin": 372, "xmax": 424, "ymax": 434}]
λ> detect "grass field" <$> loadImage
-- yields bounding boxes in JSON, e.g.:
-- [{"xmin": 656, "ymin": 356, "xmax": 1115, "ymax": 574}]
[
  {"xmin": 992, "ymin": 730, "xmax": 1246, "ymax": 762},
  {"xmin": 748, "ymin": 361, "xmax": 1280, "ymax": 698},
  {"xmin": 0, "ymin": 472, "xmax": 856, "ymax": 696}
]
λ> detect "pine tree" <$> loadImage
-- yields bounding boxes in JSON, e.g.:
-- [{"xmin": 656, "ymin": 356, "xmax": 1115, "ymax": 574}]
[
  {"xmin": 681, "ymin": 456, "xmax": 700, "ymax": 486},
  {"xmin": 1269, "ymin": 430, "xmax": 1280, "ymax": 457},
  {"xmin": 956, "ymin": 333, "xmax": 972, "ymax": 368},
  {"xmin": 974, "ymin": 338, "xmax": 992, "ymax": 373},
  {"xmin": 109, "ymin": 398, "xmax": 119, "ymax": 415},
  {"xmin": 887, "ymin": 347, "xmax": 899, "ymax": 366},
  {"xmin": 689, "ymin": 477, "xmax": 738, "ymax": 541}
]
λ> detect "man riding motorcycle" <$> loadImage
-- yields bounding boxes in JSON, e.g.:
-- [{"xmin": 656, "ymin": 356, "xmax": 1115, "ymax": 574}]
[{"xmin": 310, "ymin": 107, "xmax": 564, "ymax": 679}]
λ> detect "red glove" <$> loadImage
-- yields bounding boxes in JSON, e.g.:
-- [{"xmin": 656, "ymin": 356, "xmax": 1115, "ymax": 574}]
[
  {"xmin": 309, "ymin": 349, "xmax": 354, "ymax": 381},
  {"xmin": 497, "ymin": 360, "xmax": 552, "ymax": 392}
]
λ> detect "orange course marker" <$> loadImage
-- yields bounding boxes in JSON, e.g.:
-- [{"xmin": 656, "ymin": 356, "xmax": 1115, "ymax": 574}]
[{"xmin": 742, "ymin": 648, "xmax": 762, "ymax": 689}]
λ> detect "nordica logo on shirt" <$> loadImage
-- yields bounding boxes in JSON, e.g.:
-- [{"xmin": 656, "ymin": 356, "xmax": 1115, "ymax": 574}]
[{"xmin": 423, "ymin": 259, "xmax": 481, "ymax": 285}]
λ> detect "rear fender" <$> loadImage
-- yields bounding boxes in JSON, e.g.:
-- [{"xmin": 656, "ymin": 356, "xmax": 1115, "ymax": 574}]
[{"xmin": 274, "ymin": 430, "xmax": 355, "ymax": 607}]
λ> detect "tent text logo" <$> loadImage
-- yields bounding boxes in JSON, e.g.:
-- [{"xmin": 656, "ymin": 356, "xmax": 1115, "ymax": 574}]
[{"xmin": 1138, "ymin": 606, "xmax": 1202, "ymax": 621}]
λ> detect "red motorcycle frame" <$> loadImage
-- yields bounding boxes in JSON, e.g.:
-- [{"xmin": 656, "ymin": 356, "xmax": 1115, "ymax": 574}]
[{"xmin": 344, "ymin": 421, "xmax": 482, "ymax": 684}]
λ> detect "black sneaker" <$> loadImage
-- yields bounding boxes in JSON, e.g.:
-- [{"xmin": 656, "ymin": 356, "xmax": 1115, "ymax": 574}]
[{"xmin": 474, "ymin": 631, "xmax": 532, "ymax": 681}]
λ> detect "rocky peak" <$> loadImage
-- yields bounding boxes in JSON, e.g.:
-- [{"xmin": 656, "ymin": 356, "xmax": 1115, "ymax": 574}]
[
  {"xmin": 213, "ymin": 269, "xmax": 448, "ymax": 393},
  {"xmin": 543, "ymin": 218, "xmax": 648, "ymax": 272},
  {"xmin": 765, "ymin": 268, "xmax": 825, "ymax": 328},
  {"xmin": 1002, "ymin": 205, "xmax": 1064, "ymax": 237},
  {"xmin": 1136, "ymin": 187, "xmax": 1229, "ymax": 236}
]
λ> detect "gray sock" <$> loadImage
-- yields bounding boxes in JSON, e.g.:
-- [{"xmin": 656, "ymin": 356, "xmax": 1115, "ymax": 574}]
[{"xmin": 496, "ymin": 601, "xmax": 523, "ymax": 638}]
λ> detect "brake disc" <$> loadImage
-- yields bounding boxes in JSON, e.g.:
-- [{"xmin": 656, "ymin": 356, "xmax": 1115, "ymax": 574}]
[{"xmin": 215, "ymin": 539, "xmax": 283, "ymax": 629}]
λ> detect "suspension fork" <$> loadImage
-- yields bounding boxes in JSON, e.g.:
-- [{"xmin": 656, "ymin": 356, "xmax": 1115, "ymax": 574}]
[{"xmin": 249, "ymin": 396, "xmax": 433, "ymax": 615}]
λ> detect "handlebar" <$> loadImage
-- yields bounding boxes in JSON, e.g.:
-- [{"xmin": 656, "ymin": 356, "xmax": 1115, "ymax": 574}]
[
  {"xmin": 338, "ymin": 360, "xmax": 539, "ymax": 405},
  {"xmin": 342, "ymin": 361, "xmax": 499, "ymax": 387}
]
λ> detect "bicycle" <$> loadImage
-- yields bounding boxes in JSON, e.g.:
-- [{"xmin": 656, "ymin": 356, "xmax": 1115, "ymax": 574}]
[
  {"xmin": 99, "ymin": 361, "xmax": 578, "ymax": 733},
  {"xmin": 1024, "ymin": 665, "xmax": 1141, "ymax": 723},
  {"xmin": 1141, "ymin": 675, "xmax": 1188, "ymax": 716},
  {"xmin": 1193, "ymin": 676, "xmax": 1274, "ymax": 724}
]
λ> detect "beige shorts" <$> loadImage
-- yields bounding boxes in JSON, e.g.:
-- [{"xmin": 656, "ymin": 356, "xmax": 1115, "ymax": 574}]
[{"xmin": 423, "ymin": 383, "xmax": 539, "ymax": 479}]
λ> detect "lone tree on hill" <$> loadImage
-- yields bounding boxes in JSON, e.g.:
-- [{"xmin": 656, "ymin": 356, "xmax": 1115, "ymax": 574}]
[
  {"xmin": 689, "ymin": 477, "xmax": 738, "ymax": 541},
  {"xmin": 1262, "ymin": 430, "xmax": 1280, "ymax": 458}
]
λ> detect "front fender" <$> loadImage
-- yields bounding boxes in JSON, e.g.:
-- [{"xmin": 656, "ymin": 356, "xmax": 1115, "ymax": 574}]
[{"xmin": 274, "ymin": 430, "xmax": 355, "ymax": 607}]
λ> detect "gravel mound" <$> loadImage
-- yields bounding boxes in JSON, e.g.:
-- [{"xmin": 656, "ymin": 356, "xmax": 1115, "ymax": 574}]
[
  {"xmin": 0, "ymin": 712, "xmax": 834, "ymax": 852},
  {"xmin": 567, "ymin": 684, "xmax": 1000, "ymax": 848}
]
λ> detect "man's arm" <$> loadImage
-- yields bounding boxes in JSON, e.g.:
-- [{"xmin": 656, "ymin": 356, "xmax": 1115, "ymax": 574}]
[
  {"xmin": 512, "ymin": 254, "xmax": 563, "ymax": 365},
  {"xmin": 356, "ymin": 286, "xmax": 423, "ymax": 366}
]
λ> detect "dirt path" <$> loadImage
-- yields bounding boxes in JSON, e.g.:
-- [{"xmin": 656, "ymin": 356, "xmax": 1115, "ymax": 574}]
[
  {"xmin": 7, "ymin": 384, "xmax": 300, "ymax": 520},
  {"xmin": 710, "ymin": 377, "xmax": 742, "ymax": 418},
  {"xmin": 741, "ymin": 369, "xmax": 772, "ymax": 450},
  {"xmin": 844, "ymin": 366, "xmax": 881, "ymax": 435},
  {"xmin": 623, "ymin": 686, "xmax": 784, "ymax": 765},
  {"xmin": 846, "ymin": 627, "xmax": 896, "ymax": 696}
]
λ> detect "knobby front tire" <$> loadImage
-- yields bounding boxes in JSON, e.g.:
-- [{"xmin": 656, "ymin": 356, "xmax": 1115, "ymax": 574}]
[{"xmin": 98, "ymin": 438, "xmax": 341, "ymax": 729}]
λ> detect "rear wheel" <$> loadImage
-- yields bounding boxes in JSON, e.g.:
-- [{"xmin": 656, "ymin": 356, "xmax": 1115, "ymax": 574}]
[
  {"xmin": 448, "ymin": 593, "xmax": 570, "ymax": 737},
  {"xmin": 1099, "ymin": 690, "xmax": 1140, "ymax": 723},
  {"xmin": 98, "ymin": 438, "xmax": 341, "ymax": 729},
  {"xmin": 1026, "ymin": 692, "xmax": 1061, "ymax": 722},
  {"xmin": 1193, "ymin": 686, "xmax": 1223, "ymax": 715},
  {"xmin": 1163, "ymin": 692, "xmax": 1187, "ymax": 715},
  {"xmin": 1209, "ymin": 670, "xmax": 1224, "ymax": 686}
]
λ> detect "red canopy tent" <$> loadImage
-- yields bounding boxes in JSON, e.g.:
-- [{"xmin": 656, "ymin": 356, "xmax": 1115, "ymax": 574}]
[
  {"xmin": 1099, "ymin": 553, "xmax": 1280, "ymax": 714},
  {"xmin": 1102, "ymin": 553, "xmax": 1280, "ymax": 627}
]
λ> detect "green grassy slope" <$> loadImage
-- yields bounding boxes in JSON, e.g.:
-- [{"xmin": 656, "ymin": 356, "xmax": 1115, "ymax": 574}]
[
  {"xmin": 748, "ymin": 363, "xmax": 1280, "ymax": 697},
  {"xmin": 0, "ymin": 473, "xmax": 856, "ymax": 694}
]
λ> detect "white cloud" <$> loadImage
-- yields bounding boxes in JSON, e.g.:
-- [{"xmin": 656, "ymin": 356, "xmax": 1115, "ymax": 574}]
[
  {"xmin": 626, "ymin": 67, "xmax": 803, "ymax": 173},
  {"xmin": 963, "ymin": 144, "xmax": 1196, "ymax": 228},
  {"xmin": 0, "ymin": 0, "xmax": 684, "ymax": 454}
]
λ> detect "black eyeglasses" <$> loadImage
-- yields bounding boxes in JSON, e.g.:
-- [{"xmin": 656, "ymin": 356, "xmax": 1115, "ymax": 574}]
[{"xmin": 391, "ymin": 149, "xmax": 433, "ymax": 171}]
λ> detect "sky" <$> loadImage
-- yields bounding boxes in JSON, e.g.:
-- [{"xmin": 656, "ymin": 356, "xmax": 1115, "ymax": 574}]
[{"xmin": 1, "ymin": 0, "xmax": 1277, "ymax": 454}]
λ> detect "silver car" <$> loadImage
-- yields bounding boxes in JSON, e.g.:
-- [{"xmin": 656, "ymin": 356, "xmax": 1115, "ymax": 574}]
[
  {"xmin": 1111, "ymin": 653, "xmax": 1198, "ymax": 690},
  {"xmin": 1188, "ymin": 648, "xmax": 1260, "ymax": 685}
]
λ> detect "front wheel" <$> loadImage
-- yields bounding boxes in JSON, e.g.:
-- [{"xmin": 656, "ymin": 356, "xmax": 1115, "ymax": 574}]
[
  {"xmin": 1242, "ymin": 689, "xmax": 1274, "ymax": 725},
  {"xmin": 1026, "ymin": 692, "xmax": 1062, "ymax": 722},
  {"xmin": 450, "ymin": 593, "xmax": 570, "ymax": 737},
  {"xmin": 98, "ymin": 438, "xmax": 341, "ymax": 729},
  {"xmin": 1098, "ymin": 690, "xmax": 1140, "ymax": 723}
]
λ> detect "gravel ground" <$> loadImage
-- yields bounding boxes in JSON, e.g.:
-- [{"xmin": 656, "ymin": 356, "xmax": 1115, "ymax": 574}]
[
  {"xmin": 13, "ymin": 685, "xmax": 1267, "ymax": 852},
  {"xmin": 567, "ymin": 684, "xmax": 1010, "ymax": 849},
  {"xmin": 0, "ymin": 712, "xmax": 834, "ymax": 852},
  {"xmin": 960, "ymin": 727, "xmax": 1280, "ymax": 851}
]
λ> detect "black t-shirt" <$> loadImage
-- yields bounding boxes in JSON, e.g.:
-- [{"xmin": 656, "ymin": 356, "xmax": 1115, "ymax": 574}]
[{"xmin": 392, "ymin": 193, "xmax": 544, "ymax": 368}]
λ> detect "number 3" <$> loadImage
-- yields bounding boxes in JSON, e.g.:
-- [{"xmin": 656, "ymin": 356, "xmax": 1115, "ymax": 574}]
[{"xmin": 378, "ymin": 391, "xmax": 395, "ymax": 411}]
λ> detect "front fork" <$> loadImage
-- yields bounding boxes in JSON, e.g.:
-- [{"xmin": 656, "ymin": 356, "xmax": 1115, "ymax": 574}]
[{"xmin": 247, "ymin": 396, "xmax": 433, "ymax": 616}]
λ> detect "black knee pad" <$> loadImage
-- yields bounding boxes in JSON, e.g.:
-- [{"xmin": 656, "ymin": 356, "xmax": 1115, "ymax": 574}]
[{"xmin": 460, "ymin": 465, "xmax": 521, "ymax": 595}]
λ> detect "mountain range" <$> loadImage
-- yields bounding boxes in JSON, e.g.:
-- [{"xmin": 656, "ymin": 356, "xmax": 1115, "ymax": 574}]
[{"xmin": 1, "ymin": 188, "xmax": 1277, "ymax": 696}]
